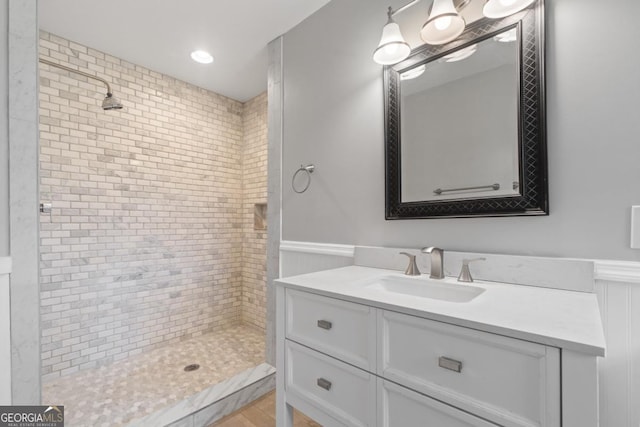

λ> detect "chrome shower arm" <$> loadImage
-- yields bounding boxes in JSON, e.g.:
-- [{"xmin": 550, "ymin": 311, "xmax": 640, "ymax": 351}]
[{"xmin": 39, "ymin": 58, "xmax": 113, "ymax": 95}]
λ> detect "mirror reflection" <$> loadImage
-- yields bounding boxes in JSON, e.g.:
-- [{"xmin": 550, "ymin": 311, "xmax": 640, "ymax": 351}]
[{"xmin": 400, "ymin": 27, "xmax": 520, "ymax": 202}]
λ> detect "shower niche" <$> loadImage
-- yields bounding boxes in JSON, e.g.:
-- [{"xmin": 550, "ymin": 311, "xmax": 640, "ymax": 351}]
[{"xmin": 254, "ymin": 203, "xmax": 267, "ymax": 230}]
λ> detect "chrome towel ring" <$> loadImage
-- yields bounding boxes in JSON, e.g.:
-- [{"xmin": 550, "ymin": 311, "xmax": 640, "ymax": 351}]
[{"xmin": 292, "ymin": 164, "xmax": 315, "ymax": 193}]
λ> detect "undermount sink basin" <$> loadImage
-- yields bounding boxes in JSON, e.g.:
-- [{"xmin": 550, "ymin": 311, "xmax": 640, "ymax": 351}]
[{"xmin": 364, "ymin": 276, "xmax": 485, "ymax": 303}]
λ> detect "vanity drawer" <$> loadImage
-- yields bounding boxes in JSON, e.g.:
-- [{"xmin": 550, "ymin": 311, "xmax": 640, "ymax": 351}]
[
  {"xmin": 378, "ymin": 378, "xmax": 499, "ymax": 427},
  {"xmin": 286, "ymin": 289, "xmax": 376, "ymax": 371},
  {"xmin": 285, "ymin": 339, "xmax": 377, "ymax": 427},
  {"xmin": 378, "ymin": 310, "xmax": 560, "ymax": 427}
]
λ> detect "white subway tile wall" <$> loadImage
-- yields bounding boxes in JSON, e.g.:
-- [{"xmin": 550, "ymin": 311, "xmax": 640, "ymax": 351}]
[
  {"xmin": 38, "ymin": 31, "xmax": 267, "ymax": 380},
  {"xmin": 241, "ymin": 93, "xmax": 268, "ymax": 331}
]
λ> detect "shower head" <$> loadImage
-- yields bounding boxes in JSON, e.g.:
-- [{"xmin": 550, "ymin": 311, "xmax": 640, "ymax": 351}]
[
  {"xmin": 102, "ymin": 93, "xmax": 123, "ymax": 110},
  {"xmin": 39, "ymin": 58, "xmax": 124, "ymax": 111}
]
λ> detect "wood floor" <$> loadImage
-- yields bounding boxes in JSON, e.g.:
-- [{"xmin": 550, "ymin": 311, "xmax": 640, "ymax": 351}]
[{"xmin": 209, "ymin": 391, "xmax": 321, "ymax": 427}]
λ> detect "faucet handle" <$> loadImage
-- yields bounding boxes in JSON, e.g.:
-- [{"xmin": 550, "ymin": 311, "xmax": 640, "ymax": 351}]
[
  {"xmin": 458, "ymin": 258, "xmax": 486, "ymax": 283},
  {"xmin": 399, "ymin": 252, "xmax": 421, "ymax": 276}
]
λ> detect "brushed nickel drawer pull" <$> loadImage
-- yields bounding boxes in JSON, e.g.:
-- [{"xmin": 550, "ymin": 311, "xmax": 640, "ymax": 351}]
[
  {"xmin": 317, "ymin": 378, "xmax": 332, "ymax": 391},
  {"xmin": 317, "ymin": 320, "xmax": 332, "ymax": 330},
  {"xmin": 439, "ymin": 356, "xmax": 462, "ymax": 373}
]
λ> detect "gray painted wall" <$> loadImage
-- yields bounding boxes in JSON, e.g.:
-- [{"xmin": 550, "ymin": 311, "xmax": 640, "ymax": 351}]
[
  {"xmin": 0, "ymin": 1, "xmax": 8, "ymax": 257},
  {"xmin": 282, "ymin": 0, "xmax": 640, "ymax": 261}
]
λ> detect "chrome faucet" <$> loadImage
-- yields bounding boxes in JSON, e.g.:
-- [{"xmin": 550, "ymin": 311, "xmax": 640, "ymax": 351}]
[{"xmin": 421, "ymin": 247, "xmax": 444, "ymax": 279}]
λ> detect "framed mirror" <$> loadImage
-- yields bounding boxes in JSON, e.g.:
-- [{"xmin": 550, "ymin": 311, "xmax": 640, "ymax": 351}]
[{"xmin": 384, "ymin": 1, "xmax": 547, "ymax": 219}]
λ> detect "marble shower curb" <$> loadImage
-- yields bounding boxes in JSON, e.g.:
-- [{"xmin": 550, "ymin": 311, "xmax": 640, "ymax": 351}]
[{"xmin": 127, "ymin": 363, "xmax": 276, "ymax": 427}]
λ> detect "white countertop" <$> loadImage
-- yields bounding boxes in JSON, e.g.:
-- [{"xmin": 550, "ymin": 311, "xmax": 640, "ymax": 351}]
[{"xmin": 275, "ymin": 265, "xmax": 606, "ymax": 357}]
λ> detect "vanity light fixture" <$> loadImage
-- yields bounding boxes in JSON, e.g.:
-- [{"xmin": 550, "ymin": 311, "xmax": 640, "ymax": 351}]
[
  {"xmin": 373, "ymin": 4, "xmax": 415, "ymax": 65},
  {"xmin": 420, "ymin": 0, "xmax": 466, "ymax": 45},
  {"xmin": 373, "ymin": 0, "xmax": 536, "ymax": 65},
  {"xmin": 190, "ymin": 50, "xmax": 214, "ymax": 64},
  {"xmin": 483, "ymin": 0, "xmax": 535, "ymax": 19}
]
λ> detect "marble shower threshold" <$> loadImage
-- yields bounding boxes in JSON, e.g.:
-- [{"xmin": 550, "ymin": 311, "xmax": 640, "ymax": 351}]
[{"xmin": 132, "ymin": 363, "xmax": 275, "ymax": 427}]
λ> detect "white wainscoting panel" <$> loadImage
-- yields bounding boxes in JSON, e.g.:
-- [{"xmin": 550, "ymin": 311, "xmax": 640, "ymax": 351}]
[
  {"xmin": 595, "ymin": 260, "xmax": 640, "ymax": 284},
  {"xmin": 279, "ymin": 242, "xmax": 640, "ymax": 427},
  {"xmin": 596, "ymin": 277, "xmax": 640, "ymax": 427},
  {"xmin": 0, "ymin": 257, "xmax": 12, "ymax": 404}
]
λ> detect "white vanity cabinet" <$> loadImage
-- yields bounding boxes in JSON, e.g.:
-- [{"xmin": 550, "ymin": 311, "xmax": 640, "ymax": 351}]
[
  {"xmin": 378, "ymin": 379, "xmax": 500, "ymax": 427},
  {"xmin": 275, "ymin": 266, "xmax": 604, "ymax": 427},
  {"xmin": 285, "ymin": 288, "xmax": 377, "ymax": 372},
  {"xmin": 379, "ymin": 310, "xmax": 560, "ymax": 427},
  {"xmin": 285, "ymin": 340, "xmax": 377, "ymax": 426},
  {"xmin": 278, "ymin": 288, "xmax": 561, "ymax": 427}
]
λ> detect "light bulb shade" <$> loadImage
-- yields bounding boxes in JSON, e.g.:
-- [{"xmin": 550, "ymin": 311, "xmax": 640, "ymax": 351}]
[
  {"xmin": 420, "ymin": 0, "xmax": 466, "ymax": 45},
  {"xmin": 373, "ymin": 21, "xmax": 411, "ymax": 65},
  {"xmin": 483, "ymin": 0, "xmax": 535, "ymax": 19}
]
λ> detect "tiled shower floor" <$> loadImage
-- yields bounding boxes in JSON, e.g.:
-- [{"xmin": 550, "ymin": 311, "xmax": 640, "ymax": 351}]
[{"xmin": 42, "ymin": 324, "xmax": 265, "ymax": 427}]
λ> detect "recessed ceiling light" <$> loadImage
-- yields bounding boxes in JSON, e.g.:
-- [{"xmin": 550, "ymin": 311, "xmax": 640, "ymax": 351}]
[{"xmin": 190, "ymin": 50, "xmax": 214, "ymax": 64}]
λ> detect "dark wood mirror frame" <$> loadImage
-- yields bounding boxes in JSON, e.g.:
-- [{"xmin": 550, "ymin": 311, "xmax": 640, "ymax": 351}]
[{"xmin": 384, "ymin": 1, "xmax": 548, "ymax": 219}]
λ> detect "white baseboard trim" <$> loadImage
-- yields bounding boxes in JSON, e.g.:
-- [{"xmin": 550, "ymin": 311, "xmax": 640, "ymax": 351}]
[
  {"xmin": 0, "ymin": 258, "xmax": 11, "ymax": 275},
  {"xmin": 279, "ymin": 241, "xmax": 640, "ymax": 285},
  {"xmin": 280, "ymin": 241, "xmax": 355, "ymax": 258},
  {"xmin": 594, "ymin": 260, "xmax": 640, "ymax": 284}
]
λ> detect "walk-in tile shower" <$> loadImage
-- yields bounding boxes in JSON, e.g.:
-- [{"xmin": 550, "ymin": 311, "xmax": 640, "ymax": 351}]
[{"xmin": 38, "ymin": 31, "xmax": 268, "ymax": 426}]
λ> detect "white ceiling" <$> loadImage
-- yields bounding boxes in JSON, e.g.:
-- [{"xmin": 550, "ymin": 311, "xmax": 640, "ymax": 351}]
[{"xmin": 38, "ymin": 0, "xmax": 330, "ymax": 102}]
